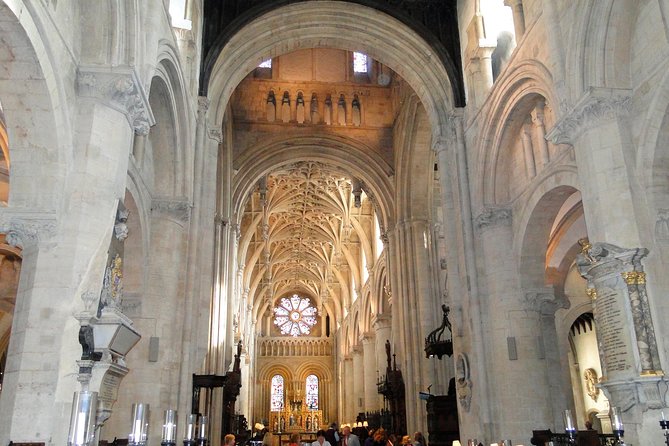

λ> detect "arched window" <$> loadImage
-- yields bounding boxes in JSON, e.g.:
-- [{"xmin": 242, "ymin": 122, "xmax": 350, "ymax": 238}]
[
  {"xmin": 353, "ymin": 52, "xmax": 368, "ymax": 73},
  {"xmin": 305, "ymin": 374, "xmax": 318, "ymax": 410},
  {"xmin": 271, "ymin": 375, "xmax": 285, "ymax": 411}
]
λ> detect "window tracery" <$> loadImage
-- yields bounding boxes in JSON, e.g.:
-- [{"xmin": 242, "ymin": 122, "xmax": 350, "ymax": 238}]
[
  {"xmin": 270, "ymin": 374, "xmax": 284, "ymax": 411},
  {"xmin": 306, "ymin": 374, "xmax": 318, "ymax": 409},
  {"xmin": 273, "ymin": 295, "xmax": 318, "ymax": 337}
]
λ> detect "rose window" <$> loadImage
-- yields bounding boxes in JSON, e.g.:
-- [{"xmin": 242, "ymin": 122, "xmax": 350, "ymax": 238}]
[{"xmin": 273, "ymin": 295, "xmax": 317, "ymax": 337}]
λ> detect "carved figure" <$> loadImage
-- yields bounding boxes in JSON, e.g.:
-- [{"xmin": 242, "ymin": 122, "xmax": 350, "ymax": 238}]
[
  {"xmin": 455, "ymin": 353, "xmax": 472, "ymax": 411},
  {"xmin": 584, "ymin": 368, "xmax": 600, "ymax": 401}
]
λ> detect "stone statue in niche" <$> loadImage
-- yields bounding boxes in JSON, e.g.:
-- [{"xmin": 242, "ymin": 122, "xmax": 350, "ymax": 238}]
[
  {"xmin": 296, "ymin": 92, "xmax": 305, "ymax": 124},
  {"xmin": 352, "ymin": 95, "xmax": 361, "ymax": 126},
  {"xmin": 337, "ymin": 94, "xmax": 346, "ymax": 125},
  {"xmin": 281, "ymin": 91, "xmax": 291, "ymax": 123},
  {"xmin": 266, "ymin": 90, "xmax": 276, "ymax": 122},
  {"xmin": 310, "ymin": 93, "xmax": 320, "ymax": 123},
  {"xmin": 324, "ymin": 95, "xmax": 332, "ymax": 125},
  {"xmin": 584, "ymin": 368, "xmax": 599, "ymax": 401}
]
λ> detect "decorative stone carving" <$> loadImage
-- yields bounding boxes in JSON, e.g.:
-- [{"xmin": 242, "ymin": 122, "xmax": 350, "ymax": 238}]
[
  {"xmin": 208, "ymin": 127, "xmax": 223, "ymax": 143},
  {"xmin": 584, "ymin": 368, "xmax": 600, "ymax": 402},
  {"xmin": 114, "ymin": 207, "xmax": 129, "ymax": 242},
  {"xmin": 455, "ymin": 352, "xmax": 472, "ymax": 412},
  {"xmin": 546, "ymin": 87, "xmax": 632, "ymax": 145},
  {"xmin": 0, "ymin": 210, "xmax": 57, "ymax": 249},
  {"xmin": 76, "ymin": 65, "xmax": 155, "ymax": 135},
  {"xmin": 474, "ymin": 207, "xmax": 512, "ymax": 231},
  {"xmin": 654, "ymin": 209, "xmax": 669, "ymax": 242},
  {"xmin": 100, "ymin": 254, "xmax": 123, "ymax": 310},
  {"xmin": 151, "ymin": 198, "xmax": 192, "ymax": 223},
  {"xmin": 524, "ymin": 287, "xmax": 569, "ymax": 315}
]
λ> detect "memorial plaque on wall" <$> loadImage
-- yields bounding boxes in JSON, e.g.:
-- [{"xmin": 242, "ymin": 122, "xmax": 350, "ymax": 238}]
[{"xmin": 593, "ymin": 281, "xmax": 636, "ymax": 378}]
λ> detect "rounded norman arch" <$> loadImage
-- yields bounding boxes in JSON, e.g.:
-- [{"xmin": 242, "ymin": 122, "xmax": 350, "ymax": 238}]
[{"xmin": 205, "ymin": 1, "xmax": 456, "ymax": 149}]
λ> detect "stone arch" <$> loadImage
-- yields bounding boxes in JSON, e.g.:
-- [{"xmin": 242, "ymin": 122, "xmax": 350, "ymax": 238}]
[
  {"xmin": 154, "ymin": 42, "xmax": 193, "ymax": 197},
  {"xmin": 122, "ymin": 184, "xmax": 148, "ymax": 303},
  {"xmin": 566, "ymin": 1, "xmax": 635, "ymax": 98},
  {"xmin": 515, "ymin": 173, "xmax": 581, "ymax": 291},
  {"xmin": 476, "ymin": 60, "xmax": 556, "ymax": 207},
  {"xmin": 232, "ymin": 134, "xmax": 395, "ymax": 234},
  {"xmin": 146, "ymin": 75, "xmax": 180, "ymax": 197},
  {"xmin": 394, "ymin": 94, "xmax": 434, "ymax": 220},
  {"xmin": 0, "ymin": 1, "xmax": 69, "ymax": 210},
  {"xmin": 205, "ymin": 1, "xmax": 455, "ymax": 148}
]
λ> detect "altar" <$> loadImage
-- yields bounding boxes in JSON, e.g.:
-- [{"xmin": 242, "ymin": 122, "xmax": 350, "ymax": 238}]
[{"xmin": 269, "ymin": 408, "xmax": 323, "ymax": 433}]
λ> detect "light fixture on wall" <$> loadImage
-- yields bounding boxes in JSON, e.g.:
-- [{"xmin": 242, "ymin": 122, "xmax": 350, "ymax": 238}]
[{"xmin": 67, "ymin": 391, "xmax": 98, "ymax": 446}]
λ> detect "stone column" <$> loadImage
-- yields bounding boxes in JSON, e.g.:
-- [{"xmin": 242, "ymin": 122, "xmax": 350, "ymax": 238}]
[
  {"xmin": 576, "ymin": 242, "xmax": 665, "ymax": 445},
  {"xmin": 433, "ymin": 114, "xmax": 492, "ymax": 442},
  {"xmin": 361, "ymin": 333, "xmax": 378, "ymax": 412},
  {"xmin": 373, "ymin": 314, "xmax": 392, "ymax": 408},
  {"xmin": 387, "ymin": 217, "xmax": 438, "ymax": 434},
  {"xmin": 546, "ymin": 88, "xmax": 640, "ymax": 246},
  {"xmin": 520, "ymin": 124, "xmax": 536, "ymax": 178},
  {"xmin": 530, "ymin": 100, "xmax": 550, "ymax": 167},
  {"xmin": 475, "ymin": 207, "xmax": 554, "ymax": 444},
  {"xmin": 504, "ymin": 0, "xmax": 526, "ymax": 39},
  {"xmin": 344, "ymin": 355, "xmax": 354, "ymax": 422},
  {"xmin": 352, "ymin": 345, "xmax": 364, "ymax": 418},
  {"xmin": 0, "ymin": 63, "xmax": 147, "ymax": 444}
]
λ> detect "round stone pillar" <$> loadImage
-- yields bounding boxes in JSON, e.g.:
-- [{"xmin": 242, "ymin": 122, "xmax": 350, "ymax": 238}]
[
  {"xmin": 361, "ymin": 333, "xmax": 378, "ymax": 412},
  {"xmin": 475, "ymin": 207, "xmax": 554, "ymax": 444},
  {"xmin": 352, "ymin": 345, "xmax": 364, "ymax": 419}
]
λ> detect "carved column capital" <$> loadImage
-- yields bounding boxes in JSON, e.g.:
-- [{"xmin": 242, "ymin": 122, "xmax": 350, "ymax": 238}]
[
  {"xmin": 77, "ymin": 65, "xmax": 155, "ymax": 135},
  {"xmin": 0, "ymin": 210, "xmax": 57, "ymax": 249},
  {"xmin": 198, "ymin": 96, "xmax": 210, "ymax": 113},
  {"xmin": 524, "ymin": 287, "xmax": 568, "ymax": 315},
  {"xmin": 151, "ymin": 198, "xmax": 192, "ymax": 223},
  {"xmin": 546, "ymin": 87, "xmax": 632, "ymax": 145},
  {"xmin": 208, "ymin": 128, "xmax": 223, "ymax": 143},
  {"xmin": 474, "ymin": 207, "xmax": 512, "ymax": 231}
]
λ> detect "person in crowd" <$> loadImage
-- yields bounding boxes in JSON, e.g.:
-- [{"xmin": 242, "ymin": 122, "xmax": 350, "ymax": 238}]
[
  {"xmin": 325, "ymin": 423, "xmax": 340, "ymax": 446},
  {"xmin": 401, "ymin": 436, "xmax": 412, "ymax": 446},
  {"xmin": 412, "ymin": 432, "xmax": 426, "ymax": 446},
  {"xmin": 388, "ymin": 434, "xmax": 398, "ymax": 446},
  {"xmin": 363, "ymin": 429, "xmax": 375, "ymax": 446},
  {"xmin": 289, "ymin": 433, "xmax": 301, "ymax": 446},
  {"xmin": 313, "ymin": 430, "xmax": 333, "ymax": 446},
  {"xmin": 225, "ymin": 434, "xmax": 236, "ymax": 446},
  {"xmin": 263, "ymin": 432, "xmax": 274, "ymax": 446},
  {"xmin": 372, "ymin": 428, "xmax": 387, "ymax": 446},
  {"xmin": 341, "ymin": 425, "xmax": 361, "ymax": 446}
]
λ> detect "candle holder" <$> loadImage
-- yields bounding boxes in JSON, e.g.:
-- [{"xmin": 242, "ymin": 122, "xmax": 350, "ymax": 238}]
[
  {"xmin": 183, "ymin": 414, "xmax": 198, "ymax": 446},
  {"xmin": 162, "ymin": 409, "xmax": 178, "ymax": 446},
  {"xmin": 610, "ymin": 407, "xmax": 625, "ymax": 446},
  {"xmin": 197, "ymin": 415, "xmax": 209, "ymax": 446},
  {"xmin": 129, "ymin": 403, "xmax": 150, "ymax": 446},
  {"xmin": 67, "ymin": 391, "xmax": 99, "ymax": 446},
  {"xmin": 660, "ymin": 414, "xmax": 669, "ymax": 446},
  {"xmin": 563, "ymin": 409, "xmax": 576, "ymax": 446}
]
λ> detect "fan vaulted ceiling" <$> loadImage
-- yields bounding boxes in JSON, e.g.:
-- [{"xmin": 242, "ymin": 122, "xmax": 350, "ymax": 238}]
[{"xmin": 241, "ymin": 161, "xmax": 374, "ymax": 321}]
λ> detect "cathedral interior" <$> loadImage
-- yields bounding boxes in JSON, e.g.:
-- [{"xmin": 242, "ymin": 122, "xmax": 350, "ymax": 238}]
[{"xmin": 1, "ymin": 1, "xmax": 669, "ymax": 446}]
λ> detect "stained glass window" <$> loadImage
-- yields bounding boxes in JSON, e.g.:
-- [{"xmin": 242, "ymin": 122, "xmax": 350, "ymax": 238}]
[
  {"xmin": 353, "ymin": 52, "xmax": 368, "ymax": 73},
  {"xmin": 306, "ymin": 374, "xmax": 319, "ymax": 410},
  {"xmin": 259, "ymin": 59, "xmax": 272, "ymax": 68},
  {"xmin": 271, "ymin": 375, "xmax": 284, "ymax": 411},
  {"xmin": 273, "ymin": 294, "xmax": 318, "ymax": 337}
]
